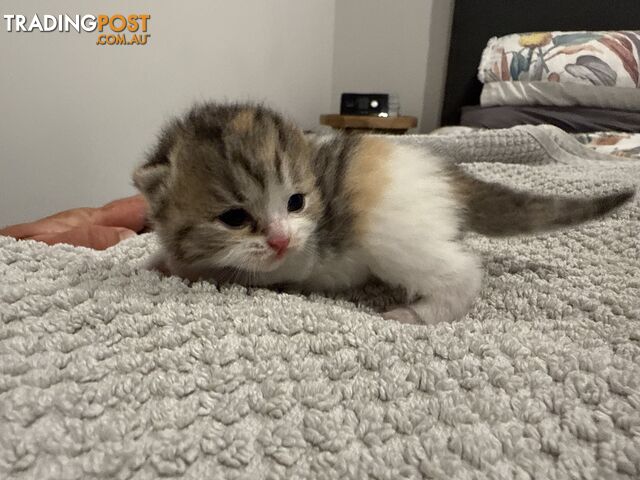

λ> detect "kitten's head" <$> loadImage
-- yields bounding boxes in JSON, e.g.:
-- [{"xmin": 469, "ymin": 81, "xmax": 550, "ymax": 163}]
[{"xmin": 134, "ymin": 103, "xmax": 322, "ymax": 273}]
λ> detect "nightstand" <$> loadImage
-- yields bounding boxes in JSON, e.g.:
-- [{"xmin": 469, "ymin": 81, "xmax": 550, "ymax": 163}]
[{"xmin": 319, "ymin": 114, "xmax": 417, "ymax": 134}]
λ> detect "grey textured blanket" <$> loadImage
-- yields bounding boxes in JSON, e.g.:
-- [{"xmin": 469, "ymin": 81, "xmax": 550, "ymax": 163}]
[{"xmin": 1, "ymin": 126, "xmax": 639, "ymax": 479}]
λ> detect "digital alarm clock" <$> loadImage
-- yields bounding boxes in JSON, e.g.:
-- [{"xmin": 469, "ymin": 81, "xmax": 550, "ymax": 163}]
[{"xmin": 340, "ymin": 93, "xmax": 398, "ymax": 117}]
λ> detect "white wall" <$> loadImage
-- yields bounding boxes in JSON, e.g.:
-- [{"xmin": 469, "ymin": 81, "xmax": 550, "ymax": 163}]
[
  {"xmin": 420, "ymin": 0, "xmax": 455, "ymax": 133},
  {"xmin": 0, "ymin": 0, "xmax": 336, "ymax": 225},
  {"xmin": 331, "ymin": 0, "xmax": 453, "ymax": 133}
]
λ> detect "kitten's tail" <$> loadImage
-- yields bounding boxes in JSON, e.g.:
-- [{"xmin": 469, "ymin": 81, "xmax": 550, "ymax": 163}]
[{"xmin": 450, "ymin": 168, "xmax": 635, "ymax": 237}]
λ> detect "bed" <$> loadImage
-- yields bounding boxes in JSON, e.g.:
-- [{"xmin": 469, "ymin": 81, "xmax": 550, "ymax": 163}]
[
  {"xmin": 2, "ymin": 125, "xmax": 639, "ymax": 479},
  {"xmin": 1, "ymin": 4, "xmax": 640, "ymax": 480},
  {"xmin": 441, "ymin": 0, "xmax": 640, "ymax": 161}
]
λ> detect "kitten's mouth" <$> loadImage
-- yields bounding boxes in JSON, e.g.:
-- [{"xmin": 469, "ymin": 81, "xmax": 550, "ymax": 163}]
[
  {"xmin": 249, "ymin": 257, "xmax": 283, "ymax": 273},
  {"xmin": 268, "ymin": 252, "xmax": 287, "ymax": 265},
  {"xmin": 243, "ymin": 251, "xmax": 288, "ymax": 272},
  {"xmin": 269, "ymin": 241, "xmax": 297, "ymax": 262},
  {"xmin": 242, "ymin": 243, "xmax": 298, "ymax": 272},
  {"xmin": 263, "ymin": 246, "xmax": 294, "ymax": 268}
]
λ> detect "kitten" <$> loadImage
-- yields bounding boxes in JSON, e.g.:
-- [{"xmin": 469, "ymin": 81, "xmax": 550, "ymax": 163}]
[{"xmin": 133, "ymin": 102, "xmax": 634, "ymax": 325}]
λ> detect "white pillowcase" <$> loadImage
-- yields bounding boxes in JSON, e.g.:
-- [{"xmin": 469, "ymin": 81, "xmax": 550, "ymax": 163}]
[{"xmin": 481, "ymin": 82, "xmax": 640, "ymax": 110}]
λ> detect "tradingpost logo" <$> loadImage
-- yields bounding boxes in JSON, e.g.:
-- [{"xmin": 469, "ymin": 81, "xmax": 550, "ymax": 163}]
[{"xmin": 3, "ymin": 14, "xmax": 151, "ymax": 46}]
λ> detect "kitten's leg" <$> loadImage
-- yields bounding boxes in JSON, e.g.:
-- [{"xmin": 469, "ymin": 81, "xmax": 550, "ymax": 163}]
[
  {"xmin": 145, "ymin": 250, "xmax": 171, "ymax": 276},
  {"xmin": 369, "ymin": 241, "xmax": 482, "ymax": 325},
  {"xmin": 145, "ymin": 250, "xmax": 204, "ymax": 282}
]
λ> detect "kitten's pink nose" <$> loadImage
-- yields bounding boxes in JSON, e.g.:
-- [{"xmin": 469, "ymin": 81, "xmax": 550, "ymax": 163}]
[{"xmin": 267, "ymin": 235, "xmax": 290, "ymax": 256}]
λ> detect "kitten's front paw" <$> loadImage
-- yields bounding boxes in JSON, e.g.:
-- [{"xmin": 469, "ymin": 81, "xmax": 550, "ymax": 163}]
[
  {"xmin": 145, "ymin": 252, "xmax": 196, "ymax": 281},
  {"xmin": 382, "ymin": 307, "xmax": 422, "ymax": 325},
  {"xmin": 146, "ymin": 252, "xmax": 171, "ymax": 276}
]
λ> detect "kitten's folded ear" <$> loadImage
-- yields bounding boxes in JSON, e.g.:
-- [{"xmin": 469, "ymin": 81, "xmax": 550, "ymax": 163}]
[
  {"xmin": 132, "ymin": 160, "xmax": 172, "ymax": 225},
  {"xmin": 132, "ymin": 161, "xmax": 171, "ymax": 198},
  {"xmin": 133, "ymin": 121, "xmax": 181, "ymax": 199}
]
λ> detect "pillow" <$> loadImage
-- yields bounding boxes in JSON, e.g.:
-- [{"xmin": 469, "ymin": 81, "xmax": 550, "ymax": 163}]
[
  {"xmin": 477, "ymin": 31, "xmax": 640, "ymax": 109},
  {"xmin": 479, "ymin": 31, "xmax": 640, "ymax": 87},
  {"xmin": 480, "ymin": 81, "xmax": 640, "ymax": 110}
]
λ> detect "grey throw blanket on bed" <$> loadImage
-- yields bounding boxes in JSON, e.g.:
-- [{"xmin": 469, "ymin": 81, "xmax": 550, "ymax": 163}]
[{"xmin": 1, "ymin": 126, "xmax": 639, "ymax": 479}]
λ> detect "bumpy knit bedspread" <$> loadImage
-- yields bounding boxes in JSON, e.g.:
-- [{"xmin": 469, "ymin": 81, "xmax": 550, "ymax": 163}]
[{"xmin": 1, "ymin": 126, "xmax": 639, "ymax": 480}]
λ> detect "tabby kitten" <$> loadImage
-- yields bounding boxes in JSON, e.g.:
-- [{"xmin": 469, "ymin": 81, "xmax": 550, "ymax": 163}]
[{"xmin": 133, "ymin": 102, "xmax": 634, "ymax": 325}]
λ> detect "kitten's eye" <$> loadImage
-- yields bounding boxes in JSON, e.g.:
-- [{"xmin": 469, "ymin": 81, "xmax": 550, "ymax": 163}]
[
  {"xmin": 287, "ymin": 193, "xmax": 305, "ymax": 213},
  {"xmin": 218, "ymin": 208, "xmax": 251, "ymax": 228}
]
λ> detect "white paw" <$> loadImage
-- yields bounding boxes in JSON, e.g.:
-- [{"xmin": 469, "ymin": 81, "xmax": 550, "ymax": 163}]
[{"xmin": 382, "ymin": 307, "xmax": 422, "ymax": 325}]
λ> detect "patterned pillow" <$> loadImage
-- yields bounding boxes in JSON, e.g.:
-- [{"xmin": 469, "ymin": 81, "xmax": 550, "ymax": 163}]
[{"xmin": 478, "ymin": 31, "xmax": 640, "ymax": 88}]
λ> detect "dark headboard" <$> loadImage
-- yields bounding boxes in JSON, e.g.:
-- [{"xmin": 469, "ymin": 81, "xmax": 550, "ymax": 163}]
[{"xmin": 440, "ymin": 0, "xmax": 640, "ymax": 126}]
